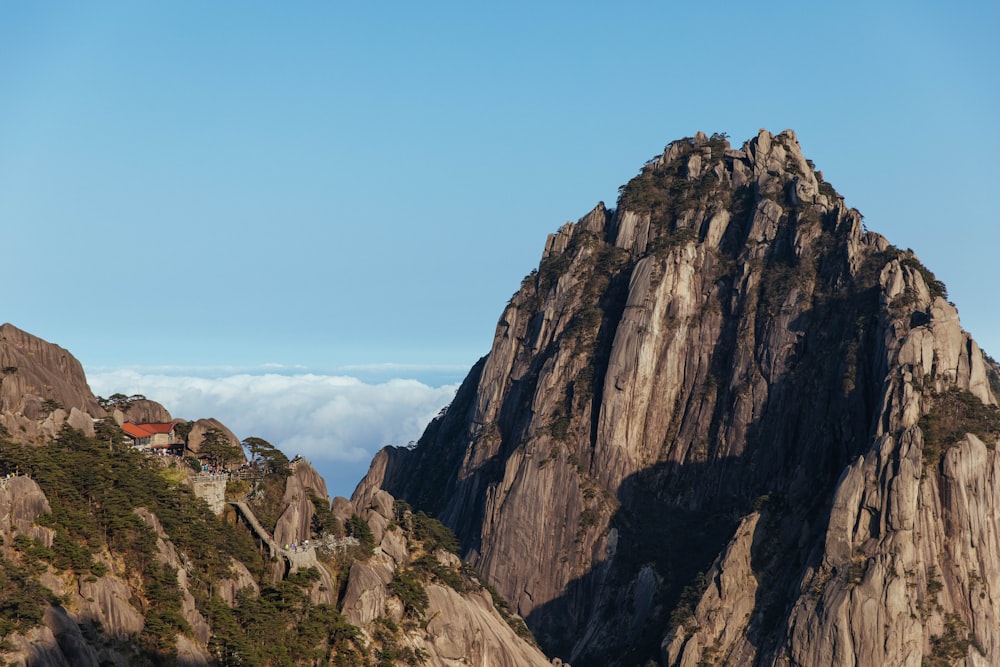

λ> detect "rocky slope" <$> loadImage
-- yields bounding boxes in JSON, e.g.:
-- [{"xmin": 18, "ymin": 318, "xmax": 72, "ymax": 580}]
[
  {"xmin": 0, "ymin": 454, "xmax": 547, "ymax": 666},
  {"xmin": 344, "ymin": 486, "xmax": 550, "ymax": 666},
  {"xmin": 0, "ymin": 329, "xmax": 548, "ymax": 665},
  {"xmin": 356, "ymin": 129, "xmax": 1000, "ymax": 666}
]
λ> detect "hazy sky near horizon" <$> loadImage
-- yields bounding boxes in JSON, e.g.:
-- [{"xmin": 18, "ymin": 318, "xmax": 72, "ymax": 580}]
[{"xmin": 3, "ymin": 2, "xmax": 998, "ymax": 496}]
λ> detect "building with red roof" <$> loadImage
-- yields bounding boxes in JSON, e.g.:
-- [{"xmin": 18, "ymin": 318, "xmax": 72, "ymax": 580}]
[{"xmin": 122, "ymin": 422, "xmax": 182, "ymax": 453}]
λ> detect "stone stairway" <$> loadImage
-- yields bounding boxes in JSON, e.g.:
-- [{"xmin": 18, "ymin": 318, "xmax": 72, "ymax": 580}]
[
  {"xmin": 231, "ymin": 500, "xmax": 279, "ymax": 559},
  {"xmin": 230, "ymin": 500, "xmax": 318, "ymax": 568}
]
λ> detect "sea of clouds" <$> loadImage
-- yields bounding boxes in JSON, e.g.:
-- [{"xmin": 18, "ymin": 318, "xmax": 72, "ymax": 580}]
[{"xmin": 85, "ymin": 367, "xmax": 461, "ymax": 497}]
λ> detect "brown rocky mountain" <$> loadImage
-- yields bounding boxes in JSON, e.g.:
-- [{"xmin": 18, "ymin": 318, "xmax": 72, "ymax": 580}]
[
  {"xmin": 355, "ymin": 129, "xmax": 1000, "ymax": 666},
  {"xmin": 120, "ymin": 398, "xmax": 174, "ymax": 424}
]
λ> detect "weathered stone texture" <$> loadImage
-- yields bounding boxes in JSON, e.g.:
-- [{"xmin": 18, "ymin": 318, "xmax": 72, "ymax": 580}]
[
  {"xmin": 190, "ymin": 477, "xmax": 227, "ymax": 514},
  {"xmin": 339, "ymin": 487, "xmax": 551, "ymax": 665},
  {"xmin": 356, "ymin": 129, "xmax": 1000, "ymax": 666}
]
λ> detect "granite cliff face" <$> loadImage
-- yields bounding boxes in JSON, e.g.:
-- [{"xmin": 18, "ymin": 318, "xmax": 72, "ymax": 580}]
[
  {"xmin": 0, "ymin": 323, "xmax": 103, "ymax": 441},
  {"xmin": 356, "ymin": 130, "xmax": 1000, "ymax": 665}
]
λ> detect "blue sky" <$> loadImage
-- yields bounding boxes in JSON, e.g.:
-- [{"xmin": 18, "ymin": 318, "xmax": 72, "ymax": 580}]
[{"xmin": 3, "ymin": 2, "xmax": 998, "ymax": 496}]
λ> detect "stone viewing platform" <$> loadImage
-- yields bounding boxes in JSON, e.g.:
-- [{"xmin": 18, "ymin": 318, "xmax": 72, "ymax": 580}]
[{"xmin": 190, "ymin": 475, "xmax": 228, "ymax": 514}]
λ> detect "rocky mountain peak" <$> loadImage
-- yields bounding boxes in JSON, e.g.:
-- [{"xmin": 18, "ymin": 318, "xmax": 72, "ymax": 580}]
[{"xmin": 356, "ymin": 129, "xmax": 1000, "ymax": 666}]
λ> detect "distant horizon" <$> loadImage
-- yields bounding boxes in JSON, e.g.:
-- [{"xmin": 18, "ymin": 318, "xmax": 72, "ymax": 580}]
[{"xmin": 85, "ymin": 362, "xmax": 466, "ymax": 499}]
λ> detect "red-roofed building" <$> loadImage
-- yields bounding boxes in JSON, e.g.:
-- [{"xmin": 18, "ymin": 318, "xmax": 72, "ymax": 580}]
[{"xmin": 123, "ymin": 422, "xmax": 182, "ymax": 453}]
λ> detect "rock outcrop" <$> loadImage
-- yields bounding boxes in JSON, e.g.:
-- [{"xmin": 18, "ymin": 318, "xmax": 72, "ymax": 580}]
[
  {"xmin": 356, "ymin": 130, "xmax": 1000, "ymax": 666},
  {"xmin": 0, "ymin": 324, "xmax": 103, "ymax": 442},
  {"xmin": 338, "ymin": 488, "xmax": 552, "ymax": 667},
  {"xmin": 214, "ymin": 558, "xmax": 259, "ymax": 607},
  {"xmin": 273, "ymin": 460, "xmax": 328, "ymax": 547},
  {"xmin": 117, "ymin": 398, "xmax": 173, "ymax": 424},
  {"xmin": 0, "ymin": 475, "xmax": 54, "ymax": 554},
  {"xmin": 0, "ymin": 324, "xmax": 102, "ymax": 419},
  {"xmin": 185, "ymin": 417, "xmax": 243, "ymax": 461}
]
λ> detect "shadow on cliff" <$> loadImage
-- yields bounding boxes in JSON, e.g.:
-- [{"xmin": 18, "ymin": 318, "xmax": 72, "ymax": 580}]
[
  {"xmin": 524, "ymin": 447, "xmax": 867, "ymax": 666},
  {"xmin": 23, "ymin": 610, "xmax": 204, "ymax": 667},
  {"xmin": 522, "ymin": 457, "xmax": 745, "ymax": 666},
  {"xmin": 524, "ymin": 289, "xmax": 890, "ymax": 665}
]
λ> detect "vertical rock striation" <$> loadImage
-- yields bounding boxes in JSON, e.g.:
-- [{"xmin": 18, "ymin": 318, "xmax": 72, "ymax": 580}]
[{"xmin": 356, "ymin": 130, "xmax": 1000, "ymax": 666}]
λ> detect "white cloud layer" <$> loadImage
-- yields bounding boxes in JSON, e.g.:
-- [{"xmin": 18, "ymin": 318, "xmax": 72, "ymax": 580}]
[{"xmin": 86, "ymin": 369, "xmax": 459, "ymax": 466}]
